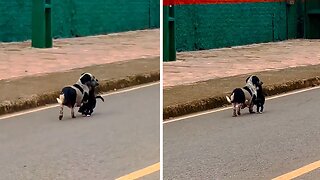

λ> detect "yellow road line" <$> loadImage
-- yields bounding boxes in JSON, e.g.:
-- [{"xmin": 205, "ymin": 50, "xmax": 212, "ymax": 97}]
[
  {"xmin": 115, "ymin": 162, "xmax": 160, "ymax": 180},
  {"xmin": 272, "ymin": 160, "xmax": 320, "ymax": 180}
]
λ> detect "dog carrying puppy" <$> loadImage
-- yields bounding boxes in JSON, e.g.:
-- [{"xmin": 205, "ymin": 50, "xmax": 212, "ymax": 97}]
[
  {"xmin": 226, "ymin": 75, "xmax": 262, "ymax": 117},
  {"xmin": 56, "ymin": 73, "xmax": 98, "ymax": 120},
  {"xmin": 78, "ymin": 79, "xmax": 104, "ymax": 117}
]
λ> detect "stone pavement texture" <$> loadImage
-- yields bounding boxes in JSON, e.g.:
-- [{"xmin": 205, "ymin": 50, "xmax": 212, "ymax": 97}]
[
  {"xmin": 0, "ymin": 29, "xmax": 159, "ymax": 80},
  {"xmin": 164, "ymin": 39, "xmax": 320, "ymax": 88}
]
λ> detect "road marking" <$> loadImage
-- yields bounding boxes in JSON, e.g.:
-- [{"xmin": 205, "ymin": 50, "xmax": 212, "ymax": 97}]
[
  {"xmin": 164, "ymin": 86, "xmax": 320, "ymax": 124},
  {"xmin": 272, "ymin": 160, "xmax": 320, "ymax": 180},
  {"xmin": 115, "ymin": 162, "xmax": 160, "ymax": 180},
  {"xmin": 0, "ymin": 82, "xmax": 159, "ymax": 120}
]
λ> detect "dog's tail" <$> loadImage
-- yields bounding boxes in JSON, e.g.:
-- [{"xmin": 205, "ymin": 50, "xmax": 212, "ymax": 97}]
[
  {"xmin": 56, "ymin": 94, "xmax": 65, "ymax": 105},
  {"xmin": 96, "ymin": 95, "xmax": 104, "ymax": 102},
  {"xmin": 226, "ymin": 93, "xmax": 234, "ymax": 103}
]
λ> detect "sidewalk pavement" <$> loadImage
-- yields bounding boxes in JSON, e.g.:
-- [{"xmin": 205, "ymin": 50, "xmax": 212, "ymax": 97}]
[
  {"xmin": 0, "ymin": 29, "xmax": 160, "ymax": 115},
  {"xmin": 164, "ymin": 39, "xmax": 320, "ymax": 87},
  {"xmin": 0, "ymin": 29, "xmax": 159, "ymax": 80},
  {"xmin": 164, "ymin": 39, "xmax": 320, "ymax": 119}
]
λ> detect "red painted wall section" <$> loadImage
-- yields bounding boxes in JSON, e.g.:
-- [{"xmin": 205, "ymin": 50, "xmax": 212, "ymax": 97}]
[{"xmin": 164, "ymin": 0, "xmax": 283, "ymax": 6}]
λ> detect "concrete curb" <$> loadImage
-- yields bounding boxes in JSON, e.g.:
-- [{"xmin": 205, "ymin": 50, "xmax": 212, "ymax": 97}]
[
  {"xmin": 163, "ymin": 76, "xmax": 320, "ymax": 120},
  {"xmin": 0, "ymin": 71, "xmax": 159, "ymax": 116}
]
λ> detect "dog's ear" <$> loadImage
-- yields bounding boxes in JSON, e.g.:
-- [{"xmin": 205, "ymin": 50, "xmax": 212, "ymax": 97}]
[
  {"xmin": 251, "ymin": 76, "xmax": 260, "ymax": 85},
  {"xmin": 80, "ymin": 74, "xmax": 92, "ymax": 84},
  {"xmin": 81, "ymin": 72, "xmax": 85, "ymax": 75},
  {"xmin": 246, "ymin": 76, "xmax": 250, "ymax": 82}
]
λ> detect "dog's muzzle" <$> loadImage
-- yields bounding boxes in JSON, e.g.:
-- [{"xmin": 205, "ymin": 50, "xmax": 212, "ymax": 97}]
[{"xmin": 90, "ymin": 78, "xmax": 99, "ymax": 87}]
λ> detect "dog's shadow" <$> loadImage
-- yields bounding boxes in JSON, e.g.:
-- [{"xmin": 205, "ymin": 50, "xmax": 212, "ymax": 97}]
[
  {"xmin": 57, "ymin": 109, "xmax": 119, "ymax": 121},
  {"xmin": 231, "ymin": 110, "xmax": 268, "ymax": 118}
]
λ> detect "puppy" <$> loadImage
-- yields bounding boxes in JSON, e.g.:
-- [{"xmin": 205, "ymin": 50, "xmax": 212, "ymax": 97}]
[
  {"xmin": 226, "ymin": 75, "xmax": 262, "ymax": 117},
  {"xmin": 56, "ymin": 73, "xmax": 98, "ymax": 120},
  {"xmin": 78, "ymin": 88, "xmax": 104, "ymax": 117},
  {"xmin": 78, "ymin": 80, "xmax": 104, "ymax": 117},
  {"xmin": 253, "ymin": 82, "xmax": 265, "ymax": 113}
]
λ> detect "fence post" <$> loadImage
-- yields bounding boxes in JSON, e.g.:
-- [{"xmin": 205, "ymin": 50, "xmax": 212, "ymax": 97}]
[
  {"xmin": 32, "ymin": 0, "xmax": 52, "ymax": 48},
  {"xmin": 163, "ymin": 4, "xmax": 176, "ymax": 61}
]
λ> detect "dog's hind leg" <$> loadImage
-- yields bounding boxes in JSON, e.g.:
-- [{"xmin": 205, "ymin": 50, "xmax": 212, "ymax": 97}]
[
  {"xmin": 57, "ymin": 94, "xmax": 65, "ymax": 120},
  {"xmin": 232, "ymin": 103, "xmax": 237, "ymax": 117},
  {"xmin": 59, "ymin": 105, "xmax": 63, "ymax": 120},
  {"xmin": 71, "ymin": 107, "xmax": 76, "ymax": 118},
  {"xmin": 233, "ymin": 104, "xmax": 241, "ymax": 116},
  {"xmin": 236, "ymin": 104, "xmax": 241, "ymax": 116}
]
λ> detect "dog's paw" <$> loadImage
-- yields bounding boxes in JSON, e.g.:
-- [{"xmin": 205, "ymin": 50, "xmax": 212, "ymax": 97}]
[
  {"xmin": 59, "ymin": 115, "xmax": 63, "ymax": 120},
  {"xmin": 86, "ymin": 114, "xmax": 91, "ymax": 117}
]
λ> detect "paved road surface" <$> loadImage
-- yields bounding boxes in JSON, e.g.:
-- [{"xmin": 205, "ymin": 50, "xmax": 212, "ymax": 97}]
[
  {"xmin": 164, "ymin": 87, "xmax": 320, "ymax": 179},
  {"xmin": 0, "ymin": 84, "xmax": 159, "ymax": 180}
]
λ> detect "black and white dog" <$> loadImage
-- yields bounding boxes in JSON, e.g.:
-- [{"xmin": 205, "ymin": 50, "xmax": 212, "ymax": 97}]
[
  {"xmin": 78, "ymin": 80, "xmax": 104, "ymax": 117},
  {"xmin": 253, "ymin": 82, "xmax": 265, "ymax": 113},
  {"xmin": 226, "ymin": 75, "xmax": 262, "ymax": 117},
  {"xmin": 56, "ymin": 73, "xmax": 98, "ymax": 120}
]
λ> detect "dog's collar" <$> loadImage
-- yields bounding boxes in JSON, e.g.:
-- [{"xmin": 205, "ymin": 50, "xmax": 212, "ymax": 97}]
[{"xmin": 73, "ymin": 84, "xmax": 84, "ymax": 94}]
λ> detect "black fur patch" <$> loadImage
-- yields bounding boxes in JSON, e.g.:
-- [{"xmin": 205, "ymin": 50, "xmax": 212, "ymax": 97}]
[
  {"xmin": 80, "ymin": 74, "xmax": 92, "ymax": 85},
  {"xmin": 61, "ymin": 87, "xmax": 77, "ymax": 108},
  {"xmin": 73, "ymin": 84, "xmax": 84, "ymax": 94},
  {"xmin": 231, "ymin": 88, "xmax": 245, "ymax": 103},
  {"xmin": 243, "ymin": 86, "xmax": 252, "ymax": 96}
]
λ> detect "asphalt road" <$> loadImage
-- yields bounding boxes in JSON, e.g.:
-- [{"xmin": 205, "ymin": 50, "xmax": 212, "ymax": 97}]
[
  {"xmin": 164, "ymin": 87, "xmax": 320, "ymax": 180},
  {"xmin": 0, "ymin": 84, "xmax": 159, "ymax": 180}
]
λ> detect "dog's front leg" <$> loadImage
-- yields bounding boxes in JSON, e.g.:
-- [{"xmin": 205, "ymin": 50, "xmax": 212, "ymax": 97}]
[
  {"xmin": 256, "ymin": 104, "xmax": 260, "ymax": 113},
  {"xmin": 59, "ymin": 105, "xmax": 64, "ymax": 120},
  {"xmin": 260, "ymin": 104, "xmax": 264, "ymax": 113},
  {"xmin": 71, "ymin": 107, "xmax": 76, "ymax": 118}
]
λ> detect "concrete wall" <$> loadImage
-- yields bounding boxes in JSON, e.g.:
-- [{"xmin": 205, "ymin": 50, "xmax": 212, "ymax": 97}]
[{"xmin": 0, "ymin": 0, "xmax": 160, "ymax": 42}]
